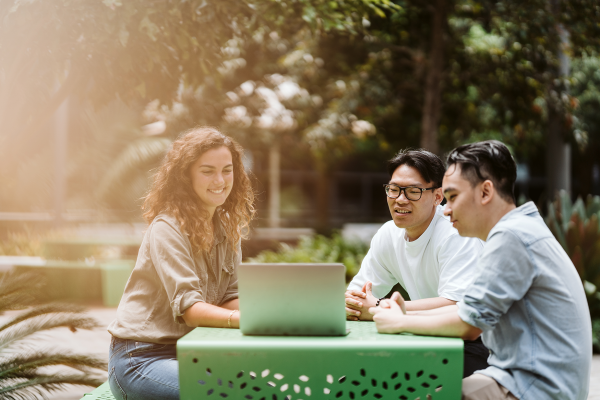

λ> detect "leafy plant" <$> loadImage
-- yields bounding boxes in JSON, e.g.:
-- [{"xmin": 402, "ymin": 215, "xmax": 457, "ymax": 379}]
[
  {"xmin": 545, "ymin": 190, "xmax": 600, "ymax": 352},
  {"xmin": 593, "ymin": 319, "xmax": 600, "ymax": 354},
  {"xmin": 248, "ymin": 232, "xmax": 368, "ymax": 282},
  {"xmin": 545, "ymin": 191, "xmax": 600, "ymax": 285},
  {"xmin": 0, "ymin": 271, "xmax": 106, "ymax": 399},
  {"xmin": 0, "ymin": 231, "xmax": 44, "ymax": 257}
]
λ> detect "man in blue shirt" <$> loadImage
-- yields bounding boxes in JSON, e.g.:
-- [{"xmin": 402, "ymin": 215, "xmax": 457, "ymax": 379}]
[{"xmin": 370, "ymin": 140, "xmax": 592, "ymax": 400}]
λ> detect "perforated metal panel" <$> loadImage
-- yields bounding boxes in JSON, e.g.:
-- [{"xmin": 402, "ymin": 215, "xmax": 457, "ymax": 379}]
[
  {"xmin": 178, "ymin": 321, "xmax": 463, "ymax": 400},
  {"xmin": 81, "ymin": 382, "xmax": 115, "ymax": 400}
]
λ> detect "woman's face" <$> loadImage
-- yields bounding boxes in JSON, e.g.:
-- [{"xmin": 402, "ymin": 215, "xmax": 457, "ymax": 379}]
[{"xmin": 189, "ymin": 146, "xmax": 234, "ymax": 216}]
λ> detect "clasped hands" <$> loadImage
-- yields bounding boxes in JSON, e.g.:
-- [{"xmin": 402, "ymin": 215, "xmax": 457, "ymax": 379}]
[{"xmin": 345, "ymin": 282, "xmax": 407, "ymax": 332}]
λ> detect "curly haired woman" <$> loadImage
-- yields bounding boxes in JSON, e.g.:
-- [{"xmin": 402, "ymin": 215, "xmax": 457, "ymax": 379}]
[{"xmin": 107, "ymin": 127, "xmax": 255, "ymax": 400}]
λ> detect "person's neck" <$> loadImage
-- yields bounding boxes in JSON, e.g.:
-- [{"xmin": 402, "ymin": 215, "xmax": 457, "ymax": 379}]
[
  {"xmin": 405, "ymin": 206, "xmax": 437, "ymax": 242},
  {"xmin": 205, "ymin": 205, "xmax": 216, "ymax": 220},
  {"xmin": 478, "ymin": 200, "xmax": 517, "ymax": 241}
]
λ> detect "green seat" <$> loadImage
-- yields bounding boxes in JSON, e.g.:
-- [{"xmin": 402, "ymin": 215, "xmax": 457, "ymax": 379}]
[
  {"xmin": 81, "ymin": 382, "xmax": 115, "ymax": 399},
  {"xmin": 14, "ymin": 259, "xmax": 134, "ymax": 306}
]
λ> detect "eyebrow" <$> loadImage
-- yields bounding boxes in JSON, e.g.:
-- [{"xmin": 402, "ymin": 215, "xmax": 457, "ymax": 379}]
[
  {"xmin": 443, "ymin": 187, "xmax": 457, "ymax": 194},
  {"xmin": 199, "ymin": 164, "xmax": 233, "ymax": 169},
  {"xmin": 388, "ymin": 181, "xmax": 425, "ymax": 186}
]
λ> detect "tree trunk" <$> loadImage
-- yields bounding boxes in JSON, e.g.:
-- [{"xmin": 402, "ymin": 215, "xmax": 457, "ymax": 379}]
[
  {"xmin": 546, "ymin": 119, "xmax": 571, "ymax": 197},
  {"xmin": 8, "ymin": 71, "xmax": 78, "ymax": 149},
  {"xmin": 315, "ymin": 170, "xmax": 330, "ymax": 233},
  {"xmin": 54, "ymin": 97, "xmax": 69, "ymax": 227},
  {"xmin": 268, "ymin": 144, "xmax": 280, "ymax": 228},
  {"xmin": 546, "ymin": 1, "xmax": 571, "ymax": 198},
  {"xmin": 419, "ymin": 0, "xmax": 446, "ymax": 155}
]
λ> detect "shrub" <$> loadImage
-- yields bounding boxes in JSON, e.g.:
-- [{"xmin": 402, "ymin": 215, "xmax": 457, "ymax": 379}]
[
  {"xmin": 0, "ymin": 231, "xmax": 44, "ymax": 257},
  {"xmin": 248, "ymin": 232, "xmax": 369, "ymax": 282},
  {"xmin": 545, "ymin": 190, "xmax": 600, "ymax": 352}
]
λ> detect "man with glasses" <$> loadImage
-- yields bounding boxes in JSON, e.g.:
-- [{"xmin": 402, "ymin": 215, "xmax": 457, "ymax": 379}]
[{"xmin": 345, "ymin": 148, "xmax": 487, "ymax": 377}]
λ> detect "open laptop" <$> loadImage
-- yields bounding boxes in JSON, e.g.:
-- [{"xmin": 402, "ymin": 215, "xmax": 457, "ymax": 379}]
[{"xmin": 238, "ymin": 263, "xmax": 347, "ymax": 336}]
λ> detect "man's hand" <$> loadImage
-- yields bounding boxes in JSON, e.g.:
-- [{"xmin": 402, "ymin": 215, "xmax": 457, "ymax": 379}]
[
  {"xmin": 369, "ymin": 291, "xmax": 406, "ymax": 333},
  {"xmin": 345, "ymin": 282, "xmax": 377, "ymax": 321}
]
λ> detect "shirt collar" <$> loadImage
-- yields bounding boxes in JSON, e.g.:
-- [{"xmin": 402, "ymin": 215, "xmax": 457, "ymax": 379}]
[{"xmin": 487, "ymin": 201, "xmax": 540, "ymax": 241}]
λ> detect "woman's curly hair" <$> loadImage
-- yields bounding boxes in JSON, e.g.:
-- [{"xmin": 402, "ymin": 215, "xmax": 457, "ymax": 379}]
[{"xmin": 142, "ymin": 127, "xmax": 255, "ymax": 252}]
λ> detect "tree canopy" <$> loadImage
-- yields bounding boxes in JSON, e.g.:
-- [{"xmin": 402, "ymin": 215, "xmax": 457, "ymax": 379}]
[{"xmin": 2, "ymin": 0, "xmax": 600, "ymax": 219}]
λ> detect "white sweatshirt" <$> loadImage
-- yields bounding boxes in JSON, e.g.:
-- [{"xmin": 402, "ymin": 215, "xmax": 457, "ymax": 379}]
[{"xmin": 348, "ymin": 206, "xmax": 483, "ymax": 301}]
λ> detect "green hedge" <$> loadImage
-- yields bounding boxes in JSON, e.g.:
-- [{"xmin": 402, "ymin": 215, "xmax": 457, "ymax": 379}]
[{"xmin": 248, "ymin": 232, "xmax": 369, "ymax": 282}]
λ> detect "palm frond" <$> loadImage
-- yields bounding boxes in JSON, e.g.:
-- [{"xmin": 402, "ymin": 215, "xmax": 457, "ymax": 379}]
[
  {"xmin": 0, "ymin": 269, "xmax": 107, "ymax": 399},
  {"xmin": 0, "ymin": 313, "xmax": 98, "ymax": 351},
  {"xmin": 0, "ymin": 303, "xmax": 87, "ymax": 332},
  {"xmin": 0, "ymin": 373, "xmax": 105, "ymax": 400},
  {"xmin": 0, "ymin": 292, "xmax": 35, "ymax": 314},
  {"xmin": 95, "ymin": 137, "xmax": 172, "ymax": 206},
  {"xmin": 0, "ymin": 272, "xmax": 41, "ymax": 313},
  {"xmin": 0, "ymin": 352, "xmax": 106, "ymax": 378}
]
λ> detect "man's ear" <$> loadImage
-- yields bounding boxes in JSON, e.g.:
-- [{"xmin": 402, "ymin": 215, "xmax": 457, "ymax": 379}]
[
  {"xmin": 434, "ymin": 187, "xmax": 444, "ymax": 206},
  {"xmin": 481, "ymin": 180, "xmax": 494, "ymax": 205}
]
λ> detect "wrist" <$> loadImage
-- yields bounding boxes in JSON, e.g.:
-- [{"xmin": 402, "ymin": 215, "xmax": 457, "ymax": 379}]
[
  {"xmin": 227, "ymin": 309, "xmax": 239, "ymax": 328},
  {"xmin": 375, "ymin": 297, "xmax": 386, "ymax": 307},
  {"xmin": 393, "ymin": 314, "xmax": 410, "ymax": 333}
]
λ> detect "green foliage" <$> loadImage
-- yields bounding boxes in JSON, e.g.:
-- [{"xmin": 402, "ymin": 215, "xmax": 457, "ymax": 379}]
[
  {"xmin": 545, "ymin": 190, "xmax": 600, "ymax": 348},
  {"xmin": 249, "ymin": 233, "xmax": 369, "ymax": 281},
  {"xmin": 571, "ymin": 53, "xmax": 600, "ymax": 148},
  {"xmin": 593, "ymin": 319, "xmax": 600, "ymax": 354},
  {"xmin": 4, "ymin": 0, "xmax": 600, "ymax": 218},
  {"xmin": 545, "ymin": 191, "xmax": 600, "ymax": 281},
  {"xmin": 0, "ymin": 271, "xmax": 106, "ymax": 399},
  {"xmin": 0, "ymin": 232, "xmax": 43, "ymax": 257},
  {"xmin": 95, "ymin": 137, "xmax": 173, "ymax": 211}
]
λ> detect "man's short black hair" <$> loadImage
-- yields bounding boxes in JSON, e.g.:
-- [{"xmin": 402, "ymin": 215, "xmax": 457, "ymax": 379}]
[
  {"xmin": 446, "ymin": 140, "xmax": 517, "ymax": 204},
  {"xmin": 387, "ymin": 149, "xmax": 445, "ymax": 188}
]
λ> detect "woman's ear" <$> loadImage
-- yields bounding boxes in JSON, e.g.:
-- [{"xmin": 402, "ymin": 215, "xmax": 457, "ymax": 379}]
[{"xmin": 481, "ymin": 180, "xmax": 494, "ymax": 205}]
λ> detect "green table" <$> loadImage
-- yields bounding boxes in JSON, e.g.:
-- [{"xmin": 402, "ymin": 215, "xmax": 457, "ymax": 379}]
[{"xmin": 177, "ymin": 321, "xmax": 463, "ymax": 400}]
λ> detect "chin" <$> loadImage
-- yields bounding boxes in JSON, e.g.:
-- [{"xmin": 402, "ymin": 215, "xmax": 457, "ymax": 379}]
[
  {"xmin": 456, "ymin": 227, "xmax": 474, "ymax": 238},
  {"xmin": 392, "ymin": 218, "xmax": 410, "ymax": 228}
]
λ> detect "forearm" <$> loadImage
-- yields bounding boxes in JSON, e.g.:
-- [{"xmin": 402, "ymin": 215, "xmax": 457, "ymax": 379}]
[
  {"xmin": 404, "ymin": 297, "xmax": 456, "ymax": 312},
  {"xmin": 388, "ymin": 312, "xmax": 481, "ymax": 340},
  {"xmin": 221, "ymin": 298, "xmax": 239, "ymax": 310},
  {"xmin": 182, "ymin": 301, "xmax": 239, "ymax": 328},
  {"xmin": 407, "ymin": 304, "xmax": 459, "ymax": 316}
]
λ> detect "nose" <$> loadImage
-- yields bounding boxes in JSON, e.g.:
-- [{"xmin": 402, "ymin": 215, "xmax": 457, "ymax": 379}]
[
  {"xmin": 395, "ymin": 190, "xmax": 409, "ymax": 203},
  {"xmin": 213, "ymin": 172, "xmax": 225, "ymax": 185},
  {"xmin": 443, "ymin": 203, "xmax": 451, "ymax": 217}
]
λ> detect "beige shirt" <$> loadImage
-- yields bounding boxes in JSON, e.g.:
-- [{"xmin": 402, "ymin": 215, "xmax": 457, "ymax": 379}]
[{"xmin": 107, "ymin": 213, "xmax": 240, "ymax": 344}]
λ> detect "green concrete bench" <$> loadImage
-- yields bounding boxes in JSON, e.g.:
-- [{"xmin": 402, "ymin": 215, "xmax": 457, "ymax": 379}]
[
  {"xmin": 42, "ymin": 238, "xmax": 140, "ymax": 261},
  {"xmin": 14, "ymin": 259, "xmax": 134, "ymax": 306},
  {"xmin": 81, "ymin": 382, "xmax": 114, "ymax": 399}
]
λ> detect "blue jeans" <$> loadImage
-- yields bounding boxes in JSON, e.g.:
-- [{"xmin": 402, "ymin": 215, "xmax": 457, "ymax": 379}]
[{"xmin": 108, "ymin": 336, "xmax": 179, "ymax": 400}]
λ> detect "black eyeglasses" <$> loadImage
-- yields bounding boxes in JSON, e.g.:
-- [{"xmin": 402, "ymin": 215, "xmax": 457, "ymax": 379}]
[{"xmin": 383, "ymin": 184, "xmax": 439, "ymax": 201}]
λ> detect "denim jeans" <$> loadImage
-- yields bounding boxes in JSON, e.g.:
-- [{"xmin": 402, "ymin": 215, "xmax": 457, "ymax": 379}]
[{"xmin": 108, "ymin": 336, "xmax": 179, "ymax": 400}]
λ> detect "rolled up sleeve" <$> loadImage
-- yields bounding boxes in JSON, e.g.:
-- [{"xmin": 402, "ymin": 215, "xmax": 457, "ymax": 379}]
[
  {"xmin": 150, "ymin": 219, "xmax": 205, "ymax": 324},
  {"xmin": 457, "ymin": 230, "xmax": 535, "ymax": 332}
]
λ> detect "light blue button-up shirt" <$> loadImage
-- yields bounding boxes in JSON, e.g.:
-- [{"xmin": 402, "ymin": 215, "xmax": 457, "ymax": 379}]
[{"xmin": 457, "ymin": 202, "xmax": 592, "ymax": 400}]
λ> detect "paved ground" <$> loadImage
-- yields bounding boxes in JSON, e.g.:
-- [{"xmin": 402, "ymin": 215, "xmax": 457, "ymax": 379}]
[{"xmin": 2, "ymin": 307, "xmax": 599, "ymax": 399}]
